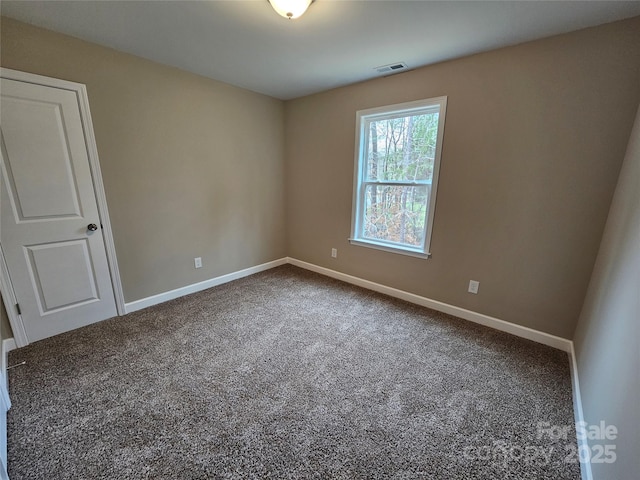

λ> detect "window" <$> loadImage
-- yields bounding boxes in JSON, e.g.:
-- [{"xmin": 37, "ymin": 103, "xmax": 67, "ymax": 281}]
[{"xmin": 350, "ymin": 97, "xmax": 447, "ymax": 258}]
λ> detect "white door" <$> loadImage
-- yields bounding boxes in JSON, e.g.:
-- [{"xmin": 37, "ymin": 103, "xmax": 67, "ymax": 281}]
[
  {"xmin": 0, "ymin": 375, "xmax": 9, "ymax": 480},
  {"xmin": 0, "ymin": 77, "xmax": 117, "ymax": 343}
]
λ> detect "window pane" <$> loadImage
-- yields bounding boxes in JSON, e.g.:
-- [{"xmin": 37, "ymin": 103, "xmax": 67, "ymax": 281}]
[
  {"xmin": 363, "ymin": 185, "xmax": 428, "ymax": 247},
  {"xmin": 365, "ymin": 112, "xmax": 440, "ymax": 182}
]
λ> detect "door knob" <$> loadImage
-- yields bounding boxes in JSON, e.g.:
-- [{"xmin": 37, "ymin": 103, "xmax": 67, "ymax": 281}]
[{"xmin": 87, "ymin": 223, "xmax": 98, "ymax": 231}]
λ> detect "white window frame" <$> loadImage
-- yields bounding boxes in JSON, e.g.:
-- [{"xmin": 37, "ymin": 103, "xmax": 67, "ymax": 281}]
[{"xmin": 349, "ymin": 96, "xmax": 447, "ymax": 258}]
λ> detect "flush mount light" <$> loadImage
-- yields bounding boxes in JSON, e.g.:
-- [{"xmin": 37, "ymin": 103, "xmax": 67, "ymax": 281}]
[{"xmin": 268, "ymin": 0, "xmax": 314, "ymax": 19}]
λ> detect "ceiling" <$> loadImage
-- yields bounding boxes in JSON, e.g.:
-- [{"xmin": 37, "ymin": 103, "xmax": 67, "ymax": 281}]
[{"xmin": 3, "ymin": 1, "xmax": 640, "ymax": 100}]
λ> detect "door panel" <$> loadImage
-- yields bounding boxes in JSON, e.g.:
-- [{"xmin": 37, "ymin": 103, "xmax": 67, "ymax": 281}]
[
  {"xmin": 2, "ymin": 96, "xmax": 83, "ymax": 221},
  {"xmin": 1, "ymin": 77, "xmax": 117, "ymax": 343},
  {"xmin": 25, "ymin": 239, "xmax": 99, "ymax": 313}
]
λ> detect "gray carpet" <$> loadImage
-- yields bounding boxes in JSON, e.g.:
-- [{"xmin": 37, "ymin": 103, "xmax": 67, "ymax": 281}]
[{"xmin": 7, "ymin": 265, "xmax": 581, "ymax": 479}]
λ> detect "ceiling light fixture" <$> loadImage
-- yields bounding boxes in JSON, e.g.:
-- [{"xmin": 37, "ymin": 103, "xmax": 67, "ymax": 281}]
[{"xmin": 268, "ymin": 0, "xmax": 314, "ymax": 20}]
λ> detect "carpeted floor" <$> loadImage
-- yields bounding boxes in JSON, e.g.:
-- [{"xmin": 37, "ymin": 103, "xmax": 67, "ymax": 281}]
[{"xmin": 7, "ymin": 265, "xmax": 581, "ymax": 479}]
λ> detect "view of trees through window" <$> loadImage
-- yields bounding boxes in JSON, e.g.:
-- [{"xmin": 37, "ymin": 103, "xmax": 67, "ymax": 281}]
[{"xmin": 363, "ymin": 111, "xmax": 440, "ymax": 247}]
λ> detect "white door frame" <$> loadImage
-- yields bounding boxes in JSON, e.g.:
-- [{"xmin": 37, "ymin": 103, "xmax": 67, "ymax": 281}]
[{"xmin": 0, "ymin": 68, "xmax": 126, "ymax": 347}]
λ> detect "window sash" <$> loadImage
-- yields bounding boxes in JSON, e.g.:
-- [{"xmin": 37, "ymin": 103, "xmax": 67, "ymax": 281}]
[
  {"xmin": 361, "ymin": 180, "xmax": 432, "ymax": 187},
  {"xmin": 362, "ymin": 112, "xmax": 439, "ymax": 183},
  {"xmin": 363, "ymin": 105, "xmax": 440, "ymax": 123},
  {"xmin": 357, "ymin": 182, "xmax": 432, "ymax": 251},
  {"xmin": 350, "ymin": 96, "xmax": 447, "ymax": 258}
]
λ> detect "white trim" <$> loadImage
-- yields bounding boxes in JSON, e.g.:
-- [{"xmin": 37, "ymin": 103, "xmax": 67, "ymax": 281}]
[
  {"xmin": 76, "ymin": 81, "xmax": 126, "ymax": 316},
  {"xmin": 348, "ymin": 238, "xmax": 431, "ymax": 259},
  {"xmin": 350, "ymin": 96, "xmax": 447, "ymax": 259},
  {"xmin": 1, "ymin": 337, "xmax": 16, "ymax": 408},
  {"xmin": 569, "ymin": 343, "xmax": 593, "ymax": 480},
  {"xmin": 0, "ymin": 338, "xmax": 11, "ymax": 480},
  {"xmin": 0, "ymin": 68, "xmax": 127, "ymax": 345},
  {"xmin": 0, "ymin": 246, "xmax": 28, "ymax": 348},
  {"xmin": 286, "ymin": 257, "xmax": 572, "ymax": 352},
  {"xmin": 125, "ymin": 258, "xmax": 288, "ymax": 313},
  {"xmin": 0, "ymin": 458, "xmax": 7, "ymax": 480},
  {"xmin": 118, "ymin": 255, "xmax": 570, "ymax": 352}
]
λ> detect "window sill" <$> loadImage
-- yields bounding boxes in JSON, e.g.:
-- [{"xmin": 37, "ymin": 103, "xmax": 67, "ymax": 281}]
[{"xmin": 348, "ymin": 238, "xmax": 431, "ymax": 259}]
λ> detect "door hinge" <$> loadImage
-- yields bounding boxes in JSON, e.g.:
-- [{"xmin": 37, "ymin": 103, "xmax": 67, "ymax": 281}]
[{"xmin": 15, "ymin": 303, "xmax": 21, "ymax": 315}]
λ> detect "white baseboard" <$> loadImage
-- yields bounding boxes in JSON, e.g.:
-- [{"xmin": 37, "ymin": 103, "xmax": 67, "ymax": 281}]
[
  {"xmin": 287, "ymin": 257, "xmax": 572, "ymax": 352},
  {"xmin": 569, "ymin": 344, "xmax": 593, "ymax": 480},
  {"xmin": 124, "ymin": 255, "xmax": 572, "ymax": 353},
  {"xmin": 6, "ymin": 256, "xmax": 587, "ymax": 476},
  {"xmin": 1, "ymin": 337, "xmax": 16, "ymax": 407},
  {"xmin": 124, "ymin": 258, "xmax": 288, "ymax": 313},
  {"xmin": 287, "ymin": 258, "xmax": 589, "ymax": 474}
]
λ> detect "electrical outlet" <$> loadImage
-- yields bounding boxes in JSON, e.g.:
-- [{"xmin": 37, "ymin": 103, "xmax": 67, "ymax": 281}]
[
  {"xmin": 194, "ymin": 257, "xmax": 203, "ymax": 269},
  {"xmin": 468, "ymin": 280, "xmax": 479, "ymax": 294},
  {"xmin": 331, "ymin": 248, "xmax": 338, "ymax": 258}
]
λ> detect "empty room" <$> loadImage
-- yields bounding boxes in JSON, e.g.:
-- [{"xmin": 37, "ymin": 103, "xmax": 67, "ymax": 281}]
[{"xmin": 0, "ymin": 1, "xmax": 638, "ymax": 479}]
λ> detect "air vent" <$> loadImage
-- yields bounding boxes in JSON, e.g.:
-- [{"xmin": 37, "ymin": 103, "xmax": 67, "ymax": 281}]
[{"xmin": 375, "ymin": 62, "xmax": 408, "ymax": 74}]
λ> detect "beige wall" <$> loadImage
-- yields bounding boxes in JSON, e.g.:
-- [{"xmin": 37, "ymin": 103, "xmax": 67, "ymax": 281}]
[
  {"xmin": 1, "ymin": 15, "xmax": 637, "ymax": 476},
  {"xmin": 573, "ymin": 106, "xmax": 639, "ymax": 480},
  {"xmin": 1, "ymin": 16, "xmax": 639, "ymax": 342},
  {"xmin": 1, "ymin": 17, "xmax": 286, "ymax": 305},
  {"xmin": 285, "ymin": 17, "xmax": 640, "ymax": 338}
]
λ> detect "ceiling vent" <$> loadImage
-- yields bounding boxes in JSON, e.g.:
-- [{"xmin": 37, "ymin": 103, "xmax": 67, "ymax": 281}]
[{"xmin": 375, "ymin": 62, "xmax": 408, "ymax": 74}]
